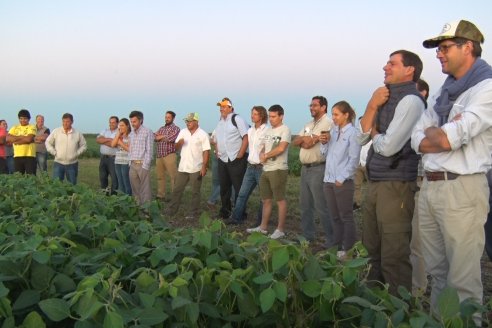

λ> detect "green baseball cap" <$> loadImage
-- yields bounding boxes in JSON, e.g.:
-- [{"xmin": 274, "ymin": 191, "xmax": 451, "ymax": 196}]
[
  {"xmin": 423, "ymin": 20, "xmax": 484, "ymax": 48},
  {"xmin": 184, "ymin": 112, "xmax": 199, "ymax": 122}
]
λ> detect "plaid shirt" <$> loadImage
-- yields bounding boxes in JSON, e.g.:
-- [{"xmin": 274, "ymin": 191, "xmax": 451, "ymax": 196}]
[
  {"xmin": 155, "ymin": 123, "xmax": 180, "ymax": 158},
  {"xmin": 129, "ymin": 125, "xmax": 154, "ymax": 170}
]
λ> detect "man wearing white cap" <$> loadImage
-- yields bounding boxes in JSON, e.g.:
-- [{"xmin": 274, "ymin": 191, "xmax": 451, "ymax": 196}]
[
  {"xmin": 214, "ymin": 97, "xmax": 249, "ymax": 219},
  {"xmin": 411, "ymin": 20, "xmax": 492, "ymax": 314},
  {"xmin": 167, "ymin": 113, "xmax": 210, "ymax": 219}
]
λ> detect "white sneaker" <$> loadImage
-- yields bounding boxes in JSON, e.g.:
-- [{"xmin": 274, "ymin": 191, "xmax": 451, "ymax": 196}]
[
  {"xmin": 337, "ymin": 250, "xmax": 347, "ymax": 260},
  {"xmin": 246, "ymin": 226, "xmax": 267, "ymax": 234},
  {"xmin": 269, "ymin": 229, "xmax": 285, "ymax": 239}
]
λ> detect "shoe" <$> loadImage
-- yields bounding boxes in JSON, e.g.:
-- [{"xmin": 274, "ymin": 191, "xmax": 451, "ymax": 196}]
[
  {"xmin": 246, "ymin": 226, "xmax": 267, "ymax": 234},
  {"xmin": 337, "ymin": 250, "xmax": 347, "ymax": 260},
  {"xmin": 353, "ymin": 203, "xmax": 360, "ymax": 211},
  {"xmin": 269, "ymin": 229, "xmax": 285, "ymax": 239}
]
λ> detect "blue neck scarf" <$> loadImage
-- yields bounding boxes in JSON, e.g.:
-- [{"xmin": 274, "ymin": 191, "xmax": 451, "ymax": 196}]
[{"xmin": 434, "ymin": 58, "xmax": 492, "ymax": 126}]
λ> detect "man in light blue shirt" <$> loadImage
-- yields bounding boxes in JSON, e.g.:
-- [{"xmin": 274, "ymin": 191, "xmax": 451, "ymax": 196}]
[{"xmin": 214, "ymin": 97, "xmax": 249, "ymax": 219}]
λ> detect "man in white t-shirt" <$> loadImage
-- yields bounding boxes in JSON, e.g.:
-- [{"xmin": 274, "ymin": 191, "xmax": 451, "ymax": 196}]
[
  {"xmin": 166, "ymin": 113, "xmax": 211, "ymax": 219},
  {"xmin": 247, "ymin": 105, "xmax": 291, "ymax": 239}
]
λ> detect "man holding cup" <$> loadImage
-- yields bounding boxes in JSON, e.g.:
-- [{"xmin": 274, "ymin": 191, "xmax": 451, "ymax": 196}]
[{"xmin": 292, "ymin": 96, "xmax": 333, "ymax": 245}]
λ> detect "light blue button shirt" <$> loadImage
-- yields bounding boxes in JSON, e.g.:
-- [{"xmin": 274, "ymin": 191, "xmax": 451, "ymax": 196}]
[
  {"xmin": 321, "ymin": 123, "xmax": 361, "ymax": 183},
  {"xmin": 215, "ymin": 113, "xmax": 249, "ymax": 162}
]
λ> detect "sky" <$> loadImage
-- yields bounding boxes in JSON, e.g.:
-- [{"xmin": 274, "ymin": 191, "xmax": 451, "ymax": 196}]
[{"xmin": 1, "ymin": 0, "xmax": 491, "ymax": 134}]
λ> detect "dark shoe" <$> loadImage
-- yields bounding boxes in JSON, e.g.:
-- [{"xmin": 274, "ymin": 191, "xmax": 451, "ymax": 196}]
[{"xmin": 226, "ymin": 218, "xmax": 243, "ymax": 225}]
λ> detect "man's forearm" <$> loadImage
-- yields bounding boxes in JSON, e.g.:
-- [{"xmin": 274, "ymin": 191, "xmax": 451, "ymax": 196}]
[{"xmin": 422, "ymin": 127, "xmax": 451, "ymax": 152}]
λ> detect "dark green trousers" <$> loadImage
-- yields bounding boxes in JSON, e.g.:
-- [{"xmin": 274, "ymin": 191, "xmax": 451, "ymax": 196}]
[{"xmin": 362, "ymin": 180, "xmax": 417, "ymax": 294}]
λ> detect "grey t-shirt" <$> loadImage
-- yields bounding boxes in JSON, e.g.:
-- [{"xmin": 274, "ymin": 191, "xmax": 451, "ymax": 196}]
[{"xmin": 262, "ymin": 124, "xmax": 291, "ymax": 172}]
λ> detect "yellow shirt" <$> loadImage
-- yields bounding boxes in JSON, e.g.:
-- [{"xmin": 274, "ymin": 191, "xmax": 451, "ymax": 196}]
[{"xmin": 9, "ymin": 124, "xmax": 36, "ymax": 157}]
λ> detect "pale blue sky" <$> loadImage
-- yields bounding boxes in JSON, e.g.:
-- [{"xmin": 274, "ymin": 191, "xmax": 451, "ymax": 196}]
[{"xmin": 1, "ymin": 0, "xmax": 491, "ymax": 133}]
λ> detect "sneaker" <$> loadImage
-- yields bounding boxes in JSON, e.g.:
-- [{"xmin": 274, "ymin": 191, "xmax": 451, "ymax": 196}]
[
  {"xmin": 269, "ymin": 229, "xmax": 285, "ymax": 240},
  {"xmin": 246, "ymin": 226, "xmax": 267, "ymax": 234},
  {"xmin": 336, "ymin": 250, "xmax": 347, "ymax": 260}
]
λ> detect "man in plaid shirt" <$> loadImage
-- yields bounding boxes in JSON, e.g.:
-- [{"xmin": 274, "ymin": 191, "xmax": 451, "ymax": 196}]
[
  {"xmin": 154, "ymin": 111, "xmax": 180, "ymax": 201},
  {"xmin": 128, "ymin": 110, "xmax": 154, "ymax": 206}
]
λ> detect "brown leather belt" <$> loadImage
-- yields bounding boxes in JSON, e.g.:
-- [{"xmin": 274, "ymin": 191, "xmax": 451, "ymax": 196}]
[
  {"xmin": 247, "ymin": 163, "xmax": 263, "ymax": 169},
  {"xmin": 303, "ymin": 162, "xmax": 325, "ymax": 168},
  {"xmin": 425, "ymin": 171, "xmax": 460, "ymax": 181},
  {"xmin": 132, "ymin": 160, "xmax": 143, "ymax": 165}
]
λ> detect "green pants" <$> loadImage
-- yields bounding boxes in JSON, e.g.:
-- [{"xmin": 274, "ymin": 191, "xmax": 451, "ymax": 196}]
[{"xmin": 362, "ymin": 180, "xmax": 417, "ymax": 294}]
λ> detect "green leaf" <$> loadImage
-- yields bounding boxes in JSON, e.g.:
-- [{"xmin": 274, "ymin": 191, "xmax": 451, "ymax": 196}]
[
  {"xmin": 409, "ymin": 316, "xmax": 426, "ymax": 328},
  {"xmin": 259, "ymin": 287, "xmax": 276, "ymax": 313},
  {"xmin": 22, "ymin": 311, "xmax": 46, "ymax": 328},
  {"xmin": 273, "ymin": 281, "xmax": 287, "ymax": 302},
  {"xmin": 303, "ymin": 256, "xmax": 325, "ymax": 280},
  {"xmin": 344, "ymin": 257, "xmax": 369, "ymax": 268},
  {"xmin": 135, "ymin": 271, "xmax": 156, "ymax": 289},
  {"xmin": 75, "ymin": 292, "xmax": 104, "ymax": 320},
  {"xmin": 343, "ymin": 296, "xmax": 386, "ymax": 311},
  {"xmin": 186, "ymin": 303, "xmax": 199, "ymax": 323},
  {"xmin": 0, "ymin": 282, "xmax": 9, "ymax": 298},
  {"xmin": 138, "ymin": 308, "xmax": 169, "ymax": 325},
  {"xmin": 38, "ymin": 298, "xmax": 70, "ymax": 322},
  {"xmin": 30, "ymin": 263, "xmax": 55, "ymax": 291},
  {"xmin": 32, "ymin": 250, "xmax": 51, "ymax": 264},
  {"xmin": 438, "ymin": 287, "xmax": 460, "ymax": 319},
  {"xmin": 6, "ymin": 223, "xmax": 19, "ymax": 235},
  {"xmin": 301, "ymin": 280, "xmax": 321, "ymax": 298},
  {"xmin": 253, "ymin": 272, "xmax": 273, "ymax": 285},
  {"xmin": 139, "ymin": 293, "xmax": 156, "ymax": 308},
  {"xmin": 0, "ymin": 297, "xmax": 12, "ymax": 317},
  {"xmin": 197, "ymin": 231, "xmax": 212, "ymax": 250},
  {"xmin": 103, "ymin": 311, "xmax": 124, "ymax": 328},
  {"xmin": 342, "ymin": 267, "xmax": 357, "ymax": 286},
  {"xmin": 12, "ymin": 290, "xmax": 41, "ymax": 311},
  {"xmin": 199, "ymin": 303, "xmax": 221, "ymax": 318},
  {"xmin": 172, "ymin": 296, "xmax": 191, "ymax": 310},
  {"xmin": 160, "ymin": 263, "xmax": 178, "ymax": 276},
  {"xmin": 390, "ymin": 308, "xmax": 405, "ymax": 326},
  {"xmin": 230, "ymin": 281, "xmax": 244, "ymax": 299},
  {"xmin": 52, "ymin": 273, "xmax": 76, "ymax": 294},
  {"xmin": 271, "ymin": 247, "xmax": 289, "ymax": 271},
  {"xmin": 1, "ymin": 316, "xmax": 14, "ymax": 328},
  {"xmin": 24, "ymin": 235, "xmax": 44, "ymax": 251}
]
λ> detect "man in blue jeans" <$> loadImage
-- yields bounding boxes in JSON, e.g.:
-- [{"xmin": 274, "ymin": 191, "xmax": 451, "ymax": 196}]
[
  {"xmin": 45, "ymin": 113, "xmax": 87, "ymax": 184},
  {"xmin": 228, "ymin": 106, "xmax": 268, "ymax": 225}
]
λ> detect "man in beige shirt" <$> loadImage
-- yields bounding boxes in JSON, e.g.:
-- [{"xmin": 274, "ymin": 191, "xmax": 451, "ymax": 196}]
[{"xmin": 292, "ymin": 96, "xmax": 333, "ymax": 245}]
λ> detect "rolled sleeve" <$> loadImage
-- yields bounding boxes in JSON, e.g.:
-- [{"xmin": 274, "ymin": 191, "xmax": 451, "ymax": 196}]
[{"xmin": 373, "ymin": 95, "xmax": 424, "ymax": 157}]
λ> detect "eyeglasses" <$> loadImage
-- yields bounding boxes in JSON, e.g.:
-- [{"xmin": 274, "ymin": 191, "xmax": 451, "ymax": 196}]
[{"xmin": 436, "ymin": 43, "xmax": 461, "ymax": 54}]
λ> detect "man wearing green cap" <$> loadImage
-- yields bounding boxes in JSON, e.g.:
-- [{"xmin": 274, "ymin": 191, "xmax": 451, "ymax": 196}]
[
  {"xmin": 166, "ymin": 113, "xmax": 210, "ymax": 219},
  {"xmin": 411, "ymin": 20, "xmax": 492, "ymax": 315}
]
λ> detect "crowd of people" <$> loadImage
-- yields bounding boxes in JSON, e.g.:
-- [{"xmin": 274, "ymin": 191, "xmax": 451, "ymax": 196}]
[{"xmin": 1, "ymin": 19, "xmax": 492, "ymax": 323}]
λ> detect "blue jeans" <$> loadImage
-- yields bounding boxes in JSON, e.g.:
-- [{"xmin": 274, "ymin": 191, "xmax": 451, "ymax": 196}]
[
  {"xmin": 115, "ymin": 163, "xmax": 132, "ymax": 195},
  {"xmin": 36, "ymin": 152, "xmax": 48, "ymax": 172},
  {"xmin": 53, "ymin": 161, "xmax": 78, "ymax": 185},
  {"xmin": 231, "ymin": 165, "xmax": 263, "ymax": 222},
  {"xmin": 6, "ymin": 156, "xmax": 14, "ymax": 174}
]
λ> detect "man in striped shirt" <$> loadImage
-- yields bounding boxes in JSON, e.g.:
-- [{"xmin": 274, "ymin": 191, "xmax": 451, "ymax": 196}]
[{"xmin": 128, "ymin": 110, "xmax": 154, "ymax": 206}]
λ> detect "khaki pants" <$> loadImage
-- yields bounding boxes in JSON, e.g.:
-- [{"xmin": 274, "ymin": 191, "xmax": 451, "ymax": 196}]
[
  {"xmin": 156, "ymin": 153, "xmax": 177, "ymax": 199},
  {"xmin": 129, "ymin": 163, "xmax": 152, "ymax": 206},
  {"xmin": 168, "ymin": 171, "xmax": 203, "ymax": 216},
  {"xmin": 419, "ymin": 174, "xmax": 488, "ymax": 314},
  {"xmin": 362, "ymin": 180, "xmax": 416, "ymax": 294}
]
